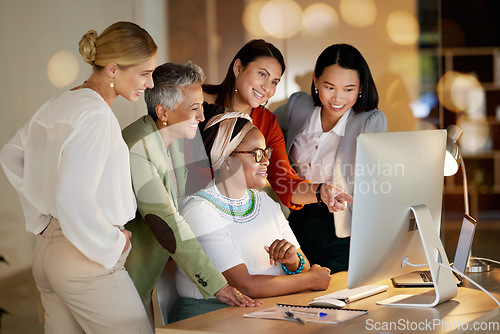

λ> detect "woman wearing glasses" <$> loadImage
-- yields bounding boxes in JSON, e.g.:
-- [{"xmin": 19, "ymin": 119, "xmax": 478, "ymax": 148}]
[
  {"xmin": 190, "ymin": 39, "xmax": 352, "ymax": 212},
  {"xmin": 169, "ymin": 112, "xmax": 332, "ymax": 322}
]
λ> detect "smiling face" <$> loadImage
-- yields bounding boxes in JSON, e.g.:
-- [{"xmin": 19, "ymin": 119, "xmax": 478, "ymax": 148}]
[
  {"xmin": 232, "ymin": 56, "xmax": 282, "ymax": 113},
  {"xmin": 165, "ymin": 84, "xmax": 205, "ymax": 140},
  {"xmin": 114, "ymin": 52, "xmax": 158, "ymax": 102},
  {"xmin": 314, "ymin": 63, "xmax": 361, "ymax": 121},
  {"xmin": 231, "ymin": 128, "xmax": 269, "ymax": 189}
]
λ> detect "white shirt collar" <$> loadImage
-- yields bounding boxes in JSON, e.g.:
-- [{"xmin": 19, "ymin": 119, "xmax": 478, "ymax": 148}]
[{"xmin": 307, "ymin": 106, "xmax": 352, "ymax": 137}]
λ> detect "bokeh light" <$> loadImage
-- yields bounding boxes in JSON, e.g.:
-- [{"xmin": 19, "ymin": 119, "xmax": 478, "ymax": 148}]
[
  {"xmin": 387, "ymin": 11, "xmax": 419, "ymax": 45},
  {"xmin": 302, "ymin": 3, "xmax": 339, "ymax": 36},
  {"xmin": 242, "ymin": 1, "xmax": 269, "ymax": 37},
  {"xmin": 47, "ymin": 51, "xmax": 79, "ymax": 88},
  {"xmin": 260, "ymin": 0, "xmax": 303, "ymax": 39},
  {"xmin": 340, "ymin": 0, "xmax": 376, "ymax": 28},
  {"xmin": 437, "ymin": 71, "xmax": 485, "ymax": 114},
  {"xmin": 450, "ymin": 73, "xmax": 484, "ymax": 117},
  {"xmin": 457, "ymin": 115, "xmax": 490, "ymax": 153},
  {"xmin": 436, "ymin": 71, "xmax": 462, "ymax": 112},
  {"xmin": 441, "ymin": 19, "xmax": 466, "ymax": 47}
]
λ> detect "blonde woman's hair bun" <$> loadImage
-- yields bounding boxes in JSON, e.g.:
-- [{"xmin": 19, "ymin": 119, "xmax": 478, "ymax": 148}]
[
  {"xmin": 79, "ymin": 30, "xmax": 98, "ymax": 65},
  {"xmin": 78, "ymin": 22, "xmax": 157, "ymax": 69}
]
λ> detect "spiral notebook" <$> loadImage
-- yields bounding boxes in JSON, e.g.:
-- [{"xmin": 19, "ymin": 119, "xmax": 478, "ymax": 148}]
[{"xmin": 243, "ymin": 303, "xmax": 368, "ymax": 324}]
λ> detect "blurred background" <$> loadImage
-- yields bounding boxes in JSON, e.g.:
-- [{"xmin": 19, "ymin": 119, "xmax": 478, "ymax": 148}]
[{"xmin": 0, "ymin": 0, "xmax": 499, "ymax": 332}]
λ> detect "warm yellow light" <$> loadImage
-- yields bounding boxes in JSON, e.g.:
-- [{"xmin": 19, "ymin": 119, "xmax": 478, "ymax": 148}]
[
  {"xmin": 260, "ymin": 0, "xmax": 303, "ymax": 39},
  {"xmin": 437, "ymin": 71, "xmax": 462, "ymax": 112},
  {"xmin": 302, "ymin": 3, "xmax": 339, "ymax": 36},
  {"xmin": 47, "ymin": 51, "xmax": 79, "ymax": 88},
  {"xmin": 242, "ymin": 1, "xmax": 269, "ymax": 37},
  {"xmin": 451, "ymin": 74, "xmax": 484, "ymax": 116},
  {"xmin": 444, "ymin": 151, "xmax": 459, "ymax": 176},
  {"xmin": 385, "ymin": 77, "xmax": 404, "ymax": 103},
  {"xmin": 340, "ymin": 0, "xmax": 376, "ymax": 28},
  {"xmin": 457, "ymin": 115, "xmax": 490, "ymax": 153},
  {"xmin": 437, "ymin": 71, "xmax": 485, "ymax": 114},
  {"xmin": 387, "ymin": 11, "xmax": 419, "ymax": 45}
]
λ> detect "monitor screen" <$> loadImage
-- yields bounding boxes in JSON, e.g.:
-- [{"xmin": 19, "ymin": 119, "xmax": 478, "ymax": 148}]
[
  {"xmin": 452, "ymin": 214, "xmax": 477, "ymax": 274},
  {"xmin": 348, "ymin": 130, "xmax": 447, "ymax": 289}
]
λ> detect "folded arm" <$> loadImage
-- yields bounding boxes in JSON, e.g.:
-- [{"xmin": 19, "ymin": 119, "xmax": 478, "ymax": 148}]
[{"xmin": 222, "ymin": 262, "xmax": 331, "ymax": 298}]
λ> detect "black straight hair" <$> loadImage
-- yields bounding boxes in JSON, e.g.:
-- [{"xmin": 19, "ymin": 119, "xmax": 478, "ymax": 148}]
[{"xmin": 311, "ymin": 44, "xmax": 378, "ymax": 113}]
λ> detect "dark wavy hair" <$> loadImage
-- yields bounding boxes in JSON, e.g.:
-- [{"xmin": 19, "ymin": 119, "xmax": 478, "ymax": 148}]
[
  {"xmin": 311, "ymin": 44, "xmax": 378, "ymax": 113},
  {"xmin": 203, "ymin": 39, "xmax": 286, "ymax": 109}
]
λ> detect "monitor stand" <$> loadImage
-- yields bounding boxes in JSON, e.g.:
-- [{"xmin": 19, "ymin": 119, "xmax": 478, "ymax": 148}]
[{"xmin": 377, "ymin": 204, "xmax": 458, "ymax": 307}]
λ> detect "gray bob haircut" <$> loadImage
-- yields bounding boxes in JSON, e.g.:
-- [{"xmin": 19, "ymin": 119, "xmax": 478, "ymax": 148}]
[{"xmin": 145, "ymin": 61, "xmax": 206, "ymax": 120}]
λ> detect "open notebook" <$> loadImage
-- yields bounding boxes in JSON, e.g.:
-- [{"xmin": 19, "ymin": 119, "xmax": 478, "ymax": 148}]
[{"xmin": 243, "ymin": 303, "xmax": 367, "ymax": 324}]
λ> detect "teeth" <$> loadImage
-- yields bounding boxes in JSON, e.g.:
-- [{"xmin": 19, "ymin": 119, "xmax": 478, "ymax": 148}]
[{"xmin": 253, "ymin": 89, "xmax": 263, "ymax": 99}]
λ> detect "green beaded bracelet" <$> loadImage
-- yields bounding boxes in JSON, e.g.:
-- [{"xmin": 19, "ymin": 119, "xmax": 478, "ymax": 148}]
[{"xmin": 282, "ymin": 252, "xmax": 305, "ymax": 275}]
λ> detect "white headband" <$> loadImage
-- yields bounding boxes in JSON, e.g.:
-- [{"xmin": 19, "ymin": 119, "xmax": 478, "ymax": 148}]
[{"xmin": 204, "ymin": 112, "xmax": 256, "ymax": 170}]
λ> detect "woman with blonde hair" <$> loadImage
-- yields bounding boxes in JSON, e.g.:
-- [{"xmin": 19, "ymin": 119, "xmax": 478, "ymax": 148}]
[{"xmin": 0, "ymin": 21, "xmax": 158, "ymax": 333}]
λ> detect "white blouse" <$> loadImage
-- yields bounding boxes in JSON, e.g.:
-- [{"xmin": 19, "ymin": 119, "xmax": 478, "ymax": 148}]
[
  {"xmin": 289, "ymin": 107, "xmax": 351, "ymax": 183},
  {"xmin": 175, "ymin": 181, "xmax": 299, "ymax": 299},
  {"xmin": 0, "ymin": 89, "xmax": 136, "ymax": 269}
]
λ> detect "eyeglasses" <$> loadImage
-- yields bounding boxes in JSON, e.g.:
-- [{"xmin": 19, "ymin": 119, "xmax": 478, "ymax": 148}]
[{"xmin": 232, "ymin": 147, "xmax": 273, "ymax": 163}]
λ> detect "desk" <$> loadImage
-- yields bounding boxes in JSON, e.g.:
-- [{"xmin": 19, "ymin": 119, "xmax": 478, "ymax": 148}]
[{"xmin": 158, "ymin": 270, "xmax": 500, "ymax": 334}]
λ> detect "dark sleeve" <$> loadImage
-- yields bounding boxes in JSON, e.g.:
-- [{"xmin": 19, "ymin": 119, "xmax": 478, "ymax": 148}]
[{"xmin": 200, "ymin": 102, "xmax": 225, "ymax": 130}]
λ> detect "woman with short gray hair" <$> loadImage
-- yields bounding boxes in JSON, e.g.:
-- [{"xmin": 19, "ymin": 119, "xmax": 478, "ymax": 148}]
[{"xmin": 122, "ymin": 62, "xmax": 260, "ymax": 324}]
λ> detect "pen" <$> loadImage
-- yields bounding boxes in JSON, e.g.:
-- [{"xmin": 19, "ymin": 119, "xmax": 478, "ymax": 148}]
[
  {"xmin": 290, "ymin": 310, "xmax": 328, "ymax": 318},
  {"xmin": 285, "ymin": 311, "xmax": 305, "ymax": 325}
]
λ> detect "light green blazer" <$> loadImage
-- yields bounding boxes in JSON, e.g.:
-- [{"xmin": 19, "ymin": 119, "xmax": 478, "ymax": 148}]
[{"xmin": 122, "ymin": 115, "xmax": 227, "ymax": 303}]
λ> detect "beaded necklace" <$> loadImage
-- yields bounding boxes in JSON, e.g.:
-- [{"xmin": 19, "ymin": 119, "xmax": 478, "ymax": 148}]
[{"xmin": 192, "ymin": 187, "xmax": 260, "ymax": 223}]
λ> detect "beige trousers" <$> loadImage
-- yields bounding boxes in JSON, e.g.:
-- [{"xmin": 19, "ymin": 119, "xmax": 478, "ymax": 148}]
[{"xmin": 32, "ymin": 218, "xmax": 153, "ymax": 334}]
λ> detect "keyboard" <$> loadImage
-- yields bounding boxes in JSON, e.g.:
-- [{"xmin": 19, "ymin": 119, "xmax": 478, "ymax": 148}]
[
  {"xmin": 419, "ymin": 270, "xmax": 433, "ymax": 282},
  {"xmin": 314, "ymin": 284, "xmax": 388, "ymax": 303}
]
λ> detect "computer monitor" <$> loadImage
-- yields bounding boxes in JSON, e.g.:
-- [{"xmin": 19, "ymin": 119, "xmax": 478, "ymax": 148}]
[{"xmin": 347, "ymin": 130, "xmax": 458, "ymax": 307}]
